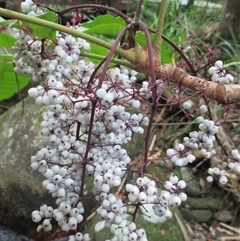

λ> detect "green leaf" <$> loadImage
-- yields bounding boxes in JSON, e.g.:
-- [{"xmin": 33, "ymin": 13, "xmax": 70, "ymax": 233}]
[
  {"xmin": 0, "ymin": 32, "xmax": 16, "ymax": 47},
  {"xmin": 0, "ymin": 62, "xmax": 31, "ymax": 101},
  {"xmin": 85, "ymin": 42, "xmax": 109, "ymax": 63},
  {"xmin": 37, "ymin": 11, "xmax": 58, "ymax": 23},
  {"xmin": 161, "ymin": 41, "xmax": 172, "ymax": 64},
  {"xmin": 135, "ymin": 32, "xmax": 171, "ymax": 64},
  {"xmin": 0, "ymin": 54, "xmax": 14, "ymax": 61},
  {"xmin": 79, "ymin": 14, "xmax": 172, "ymax": 64},
  {"xmin": 81, "ymin": 14, "xmax": 125, "ymax": 37},
  {"xmin": 14, "ymin": 12, "xmax": 58, "ymax": 40},
  {"xmin": 135, "ymin": 31, "xmax": 154, "ymax": 46}
]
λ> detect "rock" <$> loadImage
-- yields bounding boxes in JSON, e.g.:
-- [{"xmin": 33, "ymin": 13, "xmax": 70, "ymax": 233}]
[
  {"xmin": 0, "ymin": 97, "xmax": 99, "ymax": 240},
  {"xmin": 180, "ymin": 167, "xmax": 202, "ymax": 197},
  {"xmin": 214, "ymin": 210, "xmax": 233, "ymax": 223},
  {"xmin": 0, "ymin": 225, "xmax": 34, "ymax": 241},
  {"xmin": 0, "ymin": 97, "xmax": 57, "ymax": 239},
  {"xmin": 187, "ymin": 197, "xmax": 221, "ymax": 210},
  {"xmin": 182, "ymin": 209, "xmax": 212, "ymax": 223}
]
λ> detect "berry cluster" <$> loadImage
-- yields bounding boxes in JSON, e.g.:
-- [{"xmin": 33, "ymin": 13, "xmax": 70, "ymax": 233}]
[
  {"xmin": 21, "ymin": 0, "xmax": 45, "ymax": 16},
  {"xmin": 206, "ymin": 149, "xmax": 240, "ymax": 184},
  {"xmin": 209, "ymin": 60, "xmax": 234, "ymax": 84},
  {"xmin": 184, "ymin": 116, "xmax": 219, "ymax": 150},
  {"xmin": 126, "ymin": 176, "xmax": 157, "ymax": 204},
  {"xmin": 12, "ymin": 2, "xmax": 239, "ymax": 240},
  {"xmin": 121, "ymin": 222, "xmax": 148, "ymax": 241},
  {"xmin": 32, "ymin": 201, "xmax": 86, "ymax": 233},
  {"xmin": 68, "ymin": 233, "xmax": 91, "ymax": 241},
  {"xmin": 96, "ymin": 194, "xmax": 127, "ymax": 227},
  {"xmin": 166, "ymin": 143, "xmax": 196, "ymax": 166},
  {"xmin": 153, "ymin": 175, "xmax": 187, "ymax": 219},
  {"xmin": 206, "ymin": 167, "xmax": 228, "ymax": 184},
  {"xmin": 165, "ymin": 102, "xmax": 218, "ymax": 167},
  {"xmin": 13, "ymin": 23, "xmax": 153, "ymax": 239},
  {"xmin": 228, "ymin": 149, "xmax": 240, "ymax": 172}
]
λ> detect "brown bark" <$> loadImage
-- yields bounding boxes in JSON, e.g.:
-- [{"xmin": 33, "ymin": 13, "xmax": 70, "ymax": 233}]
[{"xmin": 132, "ymin": 47, "xmax": 240, "ymax": 104}]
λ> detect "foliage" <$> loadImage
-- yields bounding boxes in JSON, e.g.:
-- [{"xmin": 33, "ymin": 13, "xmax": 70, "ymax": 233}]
[
  {"xmin": 0, "ymin": 12, "xmax": 58, "ymax": 101},
  {"xmin": 0, "ymin": 60, "xmax": 30, "ymax": 101}
]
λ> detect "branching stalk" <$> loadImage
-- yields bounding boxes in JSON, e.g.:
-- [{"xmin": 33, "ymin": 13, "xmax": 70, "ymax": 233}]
[
  {"xmin": 133, "ymin": 0, "xmax": 144, "ymax": 21},
  {"xmin": 97, "ymin": 25, "xmax": 131, "ymax": 88}
]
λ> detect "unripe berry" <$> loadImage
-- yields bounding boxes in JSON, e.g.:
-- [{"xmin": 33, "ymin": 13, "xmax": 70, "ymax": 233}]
[
  {"xmin": 114, "ymin": 215, "xmax": 123, "ymax": 224},
  {"xmin": 178, "ymin": 192, "xmax": 187, "ymax": 201},
  {"xmin": 164, "ymin": 181, "xmax": 173, "ymax": 190},
  {"xmin": 129, "ymin": 232, "xmax": 138, "ymax": 241},
  {"xmin": 164, "ymin": 209, "xmax": 172, "ymax": 218},
  {"xmin": 83, "ymin": 233, "xmax": 91, "ymax": 241},
  {"xmin": 128, "ymin": 222, "xmax": 136, "ymax": 232},
  {"xmin": 46, "ymin": 183, "xmax": 56, "ymax": 193},
  {"xmin": 28, "ymin": 87, "xmax": 38, "ymax": 98},
  {"xmin": 219, "ymin": 175, "xmax": 228, "ymax": 185},
  {"xmin": 177, "ymin": 180, "xmax": 186, "ymax": 189},
  {"xmin": 62, "ymin": 204, "xmax": 71, "ymax": 214},
  {"xmin": 32, "ymin": 213, "xmax": 42, "ymax": 223},
  {"xmin": 96, "ymin": 88, "xmax": 107, "ymax": 99},
  {"xmin": 183, "ymin": 101, "xmax": 192, "ymax": 110},
  {"xmin": 136, "ymin": 228, "xmax": 146, "ymax": 237},
  {"xmin": 138, "ymin": 192, "xmax": 147, "ymax": 202},
  {"xmin": 75, "ymin": 232, "xmax": 83, "ymax": 241},
  {"xmin": 206, "ymin": 176, "xmax": 213, "ymax": 182},
  {"xmin": 68, "ymin": 216, "xmax": 77, "ymax": 230}
]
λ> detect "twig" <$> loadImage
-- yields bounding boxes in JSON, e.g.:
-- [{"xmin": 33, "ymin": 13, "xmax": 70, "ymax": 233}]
[
  {"xmin": 220, "ymin": 222, "xmax": 240, "ymax": 235},
  {"xmin": 174, "ymin": 212, "xmax": 191, "ymax": 241}
]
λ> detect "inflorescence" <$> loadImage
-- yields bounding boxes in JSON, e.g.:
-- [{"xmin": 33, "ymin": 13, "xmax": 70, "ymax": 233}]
[{"xmin": 9, "ymin": 1, "xmax": 240, "ymax": 240}]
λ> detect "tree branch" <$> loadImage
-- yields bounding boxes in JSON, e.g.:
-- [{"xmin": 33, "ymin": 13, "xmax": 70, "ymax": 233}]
[{"xmin": 130, "ymin": 46, "xmax": 240, "ymax": 104}]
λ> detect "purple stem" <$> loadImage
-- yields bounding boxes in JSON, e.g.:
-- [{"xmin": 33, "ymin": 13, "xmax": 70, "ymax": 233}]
[
  {"xmin": 136, "ymin": 22, "xmax": 159, "ymax": 177},
  {"xmin": 133, "ymin": 0, "xmax": 144, "ymax": 21},
  {"xmin": 59, "ymin": 4, "xmax": 131, "ymax": 23},
  {"xmin": 97, "ymin": 24, "xmax": 131, "ymax": 88}
]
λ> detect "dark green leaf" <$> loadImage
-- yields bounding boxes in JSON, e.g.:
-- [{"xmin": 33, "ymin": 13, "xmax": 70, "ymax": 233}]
[
  {"xmin": 37, "ymin": 11, "xmax": 58, "ymax": 22},
  {"xmin": 80, "ymin": 14, "xmax": 172, "ymax": 64},
  {"xmin": 0, "ymin": 62, "xmax": 31, "ymax": 101},
  {"xmin": 13, "ymin": 12, "xmax": 58, "ymax": 40},
  {"xmin": 81, "ymin": 14, "xmax": 125, "ymax": 37}
]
